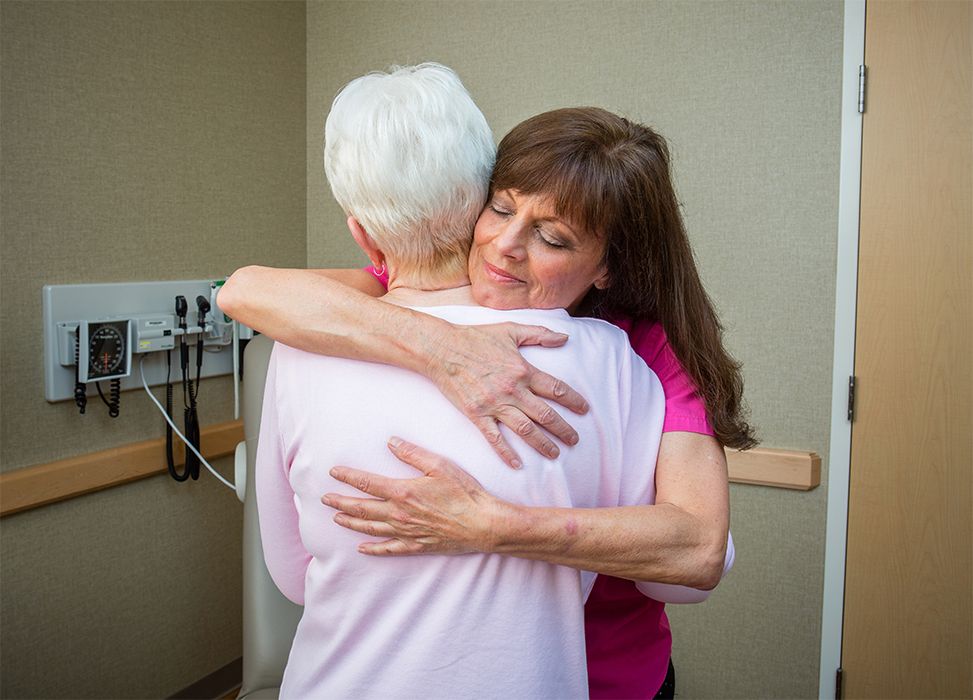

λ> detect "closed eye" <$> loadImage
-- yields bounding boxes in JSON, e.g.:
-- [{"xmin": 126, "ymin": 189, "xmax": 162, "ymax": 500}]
[{"xmin": 537, "ymin": 228, "xmax": 566, "ymax": 248}]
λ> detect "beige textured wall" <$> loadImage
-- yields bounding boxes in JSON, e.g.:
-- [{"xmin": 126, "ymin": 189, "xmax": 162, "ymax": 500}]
[
  {"xmin": 306, "ymin": 2, "xmax": 843, "ymax": 698},
  {"xmin": 0, "ymin": 1, "xmax": 306, "ymax": 697}
]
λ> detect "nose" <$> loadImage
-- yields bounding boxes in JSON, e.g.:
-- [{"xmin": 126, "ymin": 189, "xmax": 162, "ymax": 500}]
[{"xmin": 493, "ymin": 219, "xmax": 527, "ymax": 261}]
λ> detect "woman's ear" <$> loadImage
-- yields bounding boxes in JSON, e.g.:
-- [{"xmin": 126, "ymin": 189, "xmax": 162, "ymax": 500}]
[
  {"xmin": 346, "ymin": 216, "xmax": 386, "ymax": 271},
  {"xmin": 593, "ymin": 265, "xmax": 611, "ymax": 290}
]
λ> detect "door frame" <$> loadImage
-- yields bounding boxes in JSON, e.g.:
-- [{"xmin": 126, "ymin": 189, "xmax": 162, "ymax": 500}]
[{"xmin": 818, "ymin": 1, "xmax": 866, "ymax": 697}]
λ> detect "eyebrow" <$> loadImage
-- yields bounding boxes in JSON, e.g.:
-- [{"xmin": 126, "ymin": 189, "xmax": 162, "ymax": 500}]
[
  {"xmin": 539, "ymin": 211, "xmax": 582, "ymax": 239},
  {"xmin": 502, "ymin": 188, "xmax": 588, "ymax": 240}
]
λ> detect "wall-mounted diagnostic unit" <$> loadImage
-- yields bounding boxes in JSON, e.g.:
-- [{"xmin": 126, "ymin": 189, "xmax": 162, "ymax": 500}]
[
  {"xmin": 43, "ymin": 279, "xmax": 237, "ymax": 403},
  {"xmin": 43, "ymin": 279, "xmax": 249, "ymax": 490}
]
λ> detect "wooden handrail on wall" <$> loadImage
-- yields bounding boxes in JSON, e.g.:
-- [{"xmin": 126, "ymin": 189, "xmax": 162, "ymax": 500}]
[
  {"xmin": 0, "ymin": 420, "xmax": 243, "ymax": 517},
  {"xmin": 726, "ymin": 448, "xmax": 821, "ymax": 490},
  {"xmin": 0, "ymin": 422, "xmax": 820, "ymax": 517}
]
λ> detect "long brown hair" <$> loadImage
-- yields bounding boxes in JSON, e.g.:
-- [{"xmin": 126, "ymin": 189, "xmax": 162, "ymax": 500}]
[{"xmin": 492, "ymin": 107, "xmax": 756, "ymax": 449}]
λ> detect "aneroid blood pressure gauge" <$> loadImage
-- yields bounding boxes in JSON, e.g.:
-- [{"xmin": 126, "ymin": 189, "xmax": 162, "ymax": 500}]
[{"xmin": 79, "ymin": 320, "xmax": 132, "ymax": 383}]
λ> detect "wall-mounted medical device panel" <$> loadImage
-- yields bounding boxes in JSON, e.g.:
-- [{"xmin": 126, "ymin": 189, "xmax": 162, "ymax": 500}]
[{"xmin": 43, "ymin": 280, "xmax": 236, "ymax": 402}]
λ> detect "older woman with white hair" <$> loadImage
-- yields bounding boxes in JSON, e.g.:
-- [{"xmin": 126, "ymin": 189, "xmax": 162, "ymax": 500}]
[{"xmin": 256, "ymin": 63, "xmax": 672, "ymax": 699}]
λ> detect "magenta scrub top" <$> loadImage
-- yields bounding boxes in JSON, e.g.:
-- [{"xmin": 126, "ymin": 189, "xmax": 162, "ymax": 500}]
[{"xmin": 587, "ymin": 317, "xmax": 714, "ymax": 699}]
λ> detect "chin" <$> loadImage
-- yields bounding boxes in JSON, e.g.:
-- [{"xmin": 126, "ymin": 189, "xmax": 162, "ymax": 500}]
[{"xmin": 471, "ymin": 286, "xmax": 524, "ymax": 310}]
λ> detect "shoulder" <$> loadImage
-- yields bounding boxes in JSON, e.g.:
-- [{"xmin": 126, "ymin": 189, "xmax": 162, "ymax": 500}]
[
  {"xmin": 611, "ymin": 319, "xmax": 689, "ymax": 387},
  {"xmin": 539, "ymin": 314, "xmax": 656, "ymax": 378},
  {"xmin": 563, "ymin": 317, "xmax": 664, "ymax": 395},
  {"xmin": 562, "ymin": 314, "xmax": 639, "ymax": 349},
  {"xmin": 611, "ymin": 318, "xmax": 668, "ymax": 367},
  {"xmin": 269, "ymin": 340, "xmax": 343, "ymax": 379},
  {"xmin": 610, "ymin": 318, "xmax": 714, "ymax": 435},
  {"xmin": 270, "ymin": 340, "xmax": 308, "ymax": 365},
  {"xmin": 446, "ymin": 307, "xmax": 655, "ymax": 374}
]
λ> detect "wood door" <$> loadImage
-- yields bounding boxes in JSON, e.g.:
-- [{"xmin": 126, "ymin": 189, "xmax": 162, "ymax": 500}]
[{"xmin": 841, "ymin": 1, "xmax": 972, "ymax": 697}]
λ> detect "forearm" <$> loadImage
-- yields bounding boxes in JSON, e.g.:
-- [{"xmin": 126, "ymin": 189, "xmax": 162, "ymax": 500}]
[
  {"xmin": 218, "ymin": 265, "xmax": 450, "ymax": 376},
  {"xmin": 326, "ymin": 433, "xmax": 730, "ymax": 585},
  {"xmin": 221, "ymin": 266, "xmax": 589, "ymax": 466},
  {"xmin": 634, "ymin": 532, "xmax": 735, "ymax": 603},
  {"xmin": 487, "ymin": 500, "xmax": 727, "ymax": 589}
]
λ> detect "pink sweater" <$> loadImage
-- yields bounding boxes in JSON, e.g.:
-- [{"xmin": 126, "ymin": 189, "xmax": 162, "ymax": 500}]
[
  {"xmin": 256, "ymin": 306, "xmax": 666, "ymax": 699},
  {"xmin": 364, "ymin": 267, "xmax": 719, "ymax": 698}
]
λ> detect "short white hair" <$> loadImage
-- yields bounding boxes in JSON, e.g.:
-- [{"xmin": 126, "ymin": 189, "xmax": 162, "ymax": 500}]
[{"xmin": 324, "ymin": 63, "xmax": 495, "ymax": 281}]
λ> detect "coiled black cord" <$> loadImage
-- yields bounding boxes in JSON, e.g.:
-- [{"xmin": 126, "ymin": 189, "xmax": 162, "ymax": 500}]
[
  {"xmin": 165, "ymin": 348, "xmax": 191, "ymax": 482},
  {"xmin": 180, "ymin": 338, "xmax": 201, "ymax": 481},
  {"xmin": 110, "ymin": 378, "xmax": 120, "ymax": 417},
  {"xmin": 184, "ymin": 402, "xmax": 200, "ymax": 480},
  {"xmin": 96, "ymin": 379, "xmax": 121, "ymax": 418},
  {"xmin": 182, "ymin": 297, "xmax": 209, "ymax": 481},
  {"xmin": 184, "ymin": 373, "xmax": 200, "ymax": 480}
]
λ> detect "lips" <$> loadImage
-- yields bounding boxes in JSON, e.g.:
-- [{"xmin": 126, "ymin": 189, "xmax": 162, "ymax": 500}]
[{"xmin": 484, "ymin": 261, "xmax": 524, "ymax": 284}]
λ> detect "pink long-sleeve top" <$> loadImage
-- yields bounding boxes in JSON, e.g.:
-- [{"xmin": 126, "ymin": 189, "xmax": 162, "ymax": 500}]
[
  {"xmin": 364, "ymin": 267, "xmax": 724, "ymax": 698},
  {"xmin": 256, "ymin": 305, "xmax": 666, "ymax": 699}
]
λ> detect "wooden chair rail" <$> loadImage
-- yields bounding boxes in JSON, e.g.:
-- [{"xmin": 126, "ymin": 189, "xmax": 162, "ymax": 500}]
[
  {"xmin": 726, "ymin": 447, "xmax": 821, "ymax": 491},
  {"xmin": 0, "ymin": 424, "xmax": 819, "ymax": 517},
  {"xmin": 0, "ymin": 420, "xmax": 243, "ymax": 517}
]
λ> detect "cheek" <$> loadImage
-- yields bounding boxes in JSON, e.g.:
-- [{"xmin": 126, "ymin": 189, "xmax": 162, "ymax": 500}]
[
  {"xmin": 472, "ymin": 214, "xmax": 495, "ymax": 246},
  {"xmin": 529, "ymin": 264, "xmax": 580, "ymax": 302},
  {"xmin": 469, "ymin": 234, "xmax": 491, "ymax": 266},
  {"xmin": 530, "ymin": 259, "xmax": 601, "ymax": 305},
  {"xmin": 467, "ymin": 235, "xmax": 490, "ymax": 271}
]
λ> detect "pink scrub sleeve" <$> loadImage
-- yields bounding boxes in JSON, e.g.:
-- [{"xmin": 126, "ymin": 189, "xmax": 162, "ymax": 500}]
[
  {"xmin": 586, "ymin": 317, "xmax": 713, "ymax": 699},
  {"xmin": 612, "ymin": 317, "xmax": 714, "ymax": 436}
]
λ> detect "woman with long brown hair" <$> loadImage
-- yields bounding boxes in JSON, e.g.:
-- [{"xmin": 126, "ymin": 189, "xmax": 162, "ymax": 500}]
[{"xmin": 221, "ymin": 106, "xmax": 753, "ymax": 699}]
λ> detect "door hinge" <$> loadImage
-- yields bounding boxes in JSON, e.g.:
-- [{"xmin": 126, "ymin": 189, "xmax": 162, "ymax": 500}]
[
  {"xmin": 847, "ymin": 376, "xmax": 857, "ymax": 421},
  {"xmin": 858, "ymin": 65, "xmax": 867, "ymax": 113},
  {"xmin": 836, "ymin": 666, "xmax": 844, "ymax": 700}
]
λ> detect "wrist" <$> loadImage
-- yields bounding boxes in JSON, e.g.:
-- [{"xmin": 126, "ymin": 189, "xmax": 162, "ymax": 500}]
[
  {"xmin": 482, "ymin": 499, "xmax": 530, "ymax": 554},
  {"xmin": 365, "ymin": 303, "xmax": 454, "ymax": 376},
  {"xmin": 417, "ymin": 318, "xmax": 463, "ymax": 383}
]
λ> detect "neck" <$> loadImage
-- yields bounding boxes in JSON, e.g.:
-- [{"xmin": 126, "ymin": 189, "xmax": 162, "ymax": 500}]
[
  {"xmin": 382, "ymin": 252, "xmax": 477, "ymax": 305},
  {"xmin": 384, "ymin": 268, "xmax": 475, "ymax": 307}
]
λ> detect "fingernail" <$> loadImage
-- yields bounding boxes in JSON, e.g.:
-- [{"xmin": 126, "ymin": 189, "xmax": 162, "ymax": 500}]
[
  {"xmin": 329, "ymin": 468, "xmax": 339, "ymax": 478},
  {"xmin": 511, "ymin": 458, "xmax": 522, "ymax": 470},
  {"xmin": 548, "ymin": 446, "xmax": 560, "ymax": 459},
  {"xmin": 388, "ymin": 436, "xmax": 403, "ymax": 449},
  {"xmin": 321, "ymin": 494, "xmax": 334, "ymax": 506},
  {"xmin": 567, "ymin": 433, "xmax": 579, "ymax": 446}
]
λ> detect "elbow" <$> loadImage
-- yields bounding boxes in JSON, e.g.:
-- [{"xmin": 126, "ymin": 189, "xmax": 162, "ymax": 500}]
[
  {"xmin": 693, "ymin": 530, "xmax": 733, "ymax": 591},
  {"xmin": 263, "ymin": 557, "xmax": 309, "ymax": 606},
  {"xmin": 218, "ymin": 265, "xmax": 260, "ymax": 321},
  {"xmin": 632, "ymin": 536, "xmax": 728, "ymax": 604},
  {"xmin": 281, "ymin": 583, "xmax": 306, "ymax": 607},
  {"xmin": 269, "ymin": 572, "xmax": 305, "ymax": 607},
  {"xmin": 693, "ymin": 551, "xmax": 725, "ymax": 591}
]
